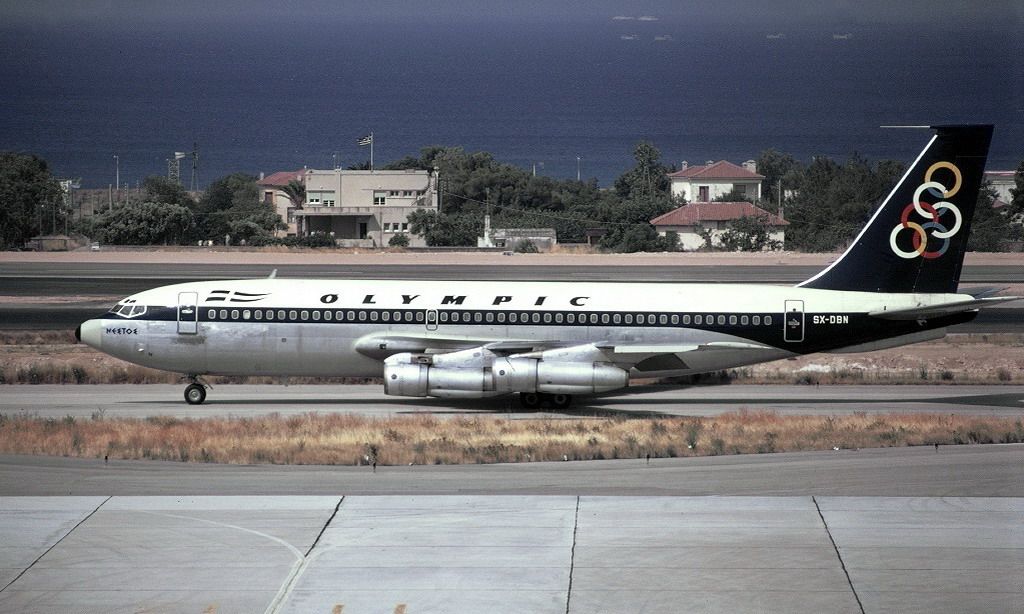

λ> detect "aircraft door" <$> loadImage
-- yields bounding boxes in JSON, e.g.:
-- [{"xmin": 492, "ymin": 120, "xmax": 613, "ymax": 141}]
[
  {"xmin": 425, "ymin": 309, "xmax": 438, "ymax": 331},
  {"xmin": 784, "ymin": 300, "xmax": 804, "ymax": 343},
  {"xmin": 178, "ymin": 292, "xmax": 199, "ymax": 334}
]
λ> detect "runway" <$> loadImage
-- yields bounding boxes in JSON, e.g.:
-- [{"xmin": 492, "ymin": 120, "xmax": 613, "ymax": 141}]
[{"xmin": 4, "ymin": 383, "xmax": 1023, "ymax": 419}]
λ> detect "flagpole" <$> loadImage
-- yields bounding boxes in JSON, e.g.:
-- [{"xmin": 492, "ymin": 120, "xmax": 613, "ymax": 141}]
[{"xmin": 370, "ymin": 132, "xmax": 374, "ymax": 172}]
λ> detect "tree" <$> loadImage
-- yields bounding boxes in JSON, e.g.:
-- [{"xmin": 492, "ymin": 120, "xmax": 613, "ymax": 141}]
[
  {"xmin": 280, "ymin": 180, "xmax": 305, "ymax": 211},
  {"xmin": 93, "ymin": 201, "xmax": 196, "ymax": 245},
  {"xmin": 614, "ymin": 141, "xmax": 671, "ymax": 200},
  {"xmin": 195, "ymin": 173, "xmax": 284, "ymax": 243},
  {"xmin": 967, "ymin": 182, "xmax": 1008, "ymax": 251},
  {"xmin": 755, "ymin": 149, "xmax": 801, "ymax": 211},
  {"xmin": 0, "ymin": 153, "xmax": 62, "ymax": 248},
  {"xmin": 407, "ymin": 209, "xmax": 479, "ymax": 246},
  {"xmin": 142, "ymin": 176, "xmax": 195, "ymax": 207},
  {"xmin": 388, "ymin": 233, "xmax": 410, "ymax": 247},
  {"xmin": 719, "ymin": 215, "xmax": 783, "ymax": 251}
]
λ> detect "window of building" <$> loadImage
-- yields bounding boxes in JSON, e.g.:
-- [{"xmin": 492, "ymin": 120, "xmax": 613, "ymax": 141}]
[
  {"xmin": 388, "ymin": 190, "xmax": 399, "ymax": 197},
  {"xmin": 373, "ymin": 191, "xmax": 386, "ymax": 206}
]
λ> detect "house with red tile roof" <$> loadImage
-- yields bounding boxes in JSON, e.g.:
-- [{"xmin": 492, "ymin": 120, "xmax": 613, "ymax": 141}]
[
  {"xmin": 667, "ymin": 160, "xmax": 764, "ymax": 202},
  {"xmin": 650, "ymin": 201, "xmax": 787, "ymax": 251},
  {"xmin": 257, "ymin": 170, "xmax": 306, "ymax": 237}
]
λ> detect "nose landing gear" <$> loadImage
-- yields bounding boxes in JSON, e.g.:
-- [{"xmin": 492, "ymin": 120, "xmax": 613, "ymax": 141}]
[{"xmin": 182, "ymin": 376, "xmax": 210, "ymax": 405}]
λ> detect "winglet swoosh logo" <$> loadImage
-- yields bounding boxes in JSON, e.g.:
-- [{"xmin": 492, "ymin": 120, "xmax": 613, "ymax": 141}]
[{"xmin": 206, "ymin": 290, "xmax": 271, "ymax": 303}]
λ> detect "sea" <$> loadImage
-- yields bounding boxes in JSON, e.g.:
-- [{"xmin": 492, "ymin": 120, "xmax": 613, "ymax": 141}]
[{"xmin": 1, "ymin": 14, "xmax": 1021, "ymax": 189}]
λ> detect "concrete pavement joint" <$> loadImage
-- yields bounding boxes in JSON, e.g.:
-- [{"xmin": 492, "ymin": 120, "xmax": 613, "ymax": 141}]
[
  {"xmin": 814, "ymin": 495, "xmax": 865, "ymax": 614},
  {"xmin": 564, "ymin": 495, "xmax": 580, "ymax": 614},
  {"xmin": 266, "ymin": 496, "xmax": 345, "ymax": 614},
  {"xmin": 305, "ymin": 496, "xmax": 343, "ymax": 557},
  {"xmin": 0, "ymin": 495, "xmax": 110, "ymax": 593}
]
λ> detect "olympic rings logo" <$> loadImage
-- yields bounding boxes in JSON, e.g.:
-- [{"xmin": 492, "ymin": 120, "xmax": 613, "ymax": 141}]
[{"xmin": 889, "ymin": 161, "xmax": 963, "ymax": 259}]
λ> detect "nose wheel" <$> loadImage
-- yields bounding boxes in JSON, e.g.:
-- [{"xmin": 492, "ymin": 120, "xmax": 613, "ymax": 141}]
[{"xmin": 184, "ymin": 383, "xmax": 206, "ymax": 405}]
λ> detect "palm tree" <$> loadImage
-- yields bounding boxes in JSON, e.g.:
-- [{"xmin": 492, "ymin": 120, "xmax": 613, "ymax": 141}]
[{"xmin": 281, "ymin": 179, "xmax": 306, "ymax": 235}]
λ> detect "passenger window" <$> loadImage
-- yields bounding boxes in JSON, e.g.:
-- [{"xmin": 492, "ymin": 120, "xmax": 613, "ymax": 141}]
[
  {"xmin": 532, "ymin": 313, "xmax": 541, "ymax": 324},
  {"xmin": 464, "ymin": 311, "xmax": 472, "ymax": 322},
  {"xmin": 729, "ymin": 315, "xmax": 737, "ymax": 325},
  {"xmin": 717, "ymin": 315, "xmax": 725, "ymax": 325},
  {"xmin": 498, "ymin": 312, "xmax": 507, "ymax": 323},
  {"xmin": 255, "ymin": 310, "xmax": 263, "ymax": 320},
  {"xmin": 753, "ymin": 315, "xmax": 761, "ymax": 325},
  {"xmin": 590, "ymin": 314, "xmax": 599, "ymax": 324},
  {"xmin": 405, "ymin": 311, "xmax": 413, "ymax": 322},
  {"xmin": 624, "ymin": 314, "xmax": 633, "ymax": 324},
  {"xmin": 451, "ymin": 312, "xmax": 460, "ymax": 323},
  {"xmin": 208, "ymin": 309, "xmax": 216, "ymax": 319},
  {"xmin": 301, "ymin": 311, "xmax": 309, "ymax": 321},
  {"xmin": 671, "ymin": 315, "xmax": 679, "ymax": 325},
  {"xmin": 347, "ymin": 311, "xmax": 355, "ymax": 321},
  {"xmin": 648, "ymin": 315, "xmax": 656, "ymax": 325},
  {"xmin": 475, "ymin": 312, "xmax": 483, "ymax": 323},
  {"xmin": 682, "ymin": 315, "xmax": 691, "ymax": 324},
  {"xmin": 415, "ymin": 312, "xmax": 424, "ymax": 322},
  {"xmin": 335, "ymin": 310, "xmax": 343, "ymax": 320},
  {"xmin": 543, "ymin": 313, "xmax": 552, "ymax": 324},
  {"xmin": 311, "ymin": 311, "xmax": 320, "ymax": 321},
  {"xmin": 359, "ymin": 311, "xmax": 367, "ymax": 321},
  {"xmin": 220, "ymin": 309, "xmax": 228, "ymax": 320},
  {"xmin": 765, "ymin": 315, "xmax": 773, "ymax": 326},
  {"xmin": 601, "ymin": 314, "xmax": 610, "ymax": 324},
  {"xmin": 659, "ymin": 315, "xmax": 668, "ymax": 325},
  {"xmin": 509, "ymin": 313, "xmax": 517, "ymax": 323},
  {"xmin": 243, "ymin": 310, "xmax": 251, "ymax": 320},
  {"xmin": 370, "ymin": 311, "xmax": 379, "ymax": 321},
  {"xmin": 566, "ymin": 313, "xmax": 575, "ymax": 324},
  {"xmin": 440, "ymin": 312, "xmax": 449, "ymax": 322},
  {"xmin": 382, "ymin": 311, "xmax": 390, "ymax": 322},
  {"xmin": 486, "ymin": 312, "xmax": 494, "ymax": 323},
  {"xmin": 555, "ymin": 313, "xmax": 564, "ymax": 323},
  {"xmin": 613, "ymin": 313, "xmax": 621, "ymax": 324},
  {"xmin": 323, "ymin": 311, "xmax": 331, "ymax": 321},
  {"xmin": 278, "ymin": 310, "xmax": 286, "ymax": 320},
  {"xmin": 288, "ymin": 310, "xmax": 297, "ymax": 320},
  {"xmin": 695, "ymin": 315, "xmax": 703, "ymax": 325},
  {"xmin": 741, "ymin": 315, "xmax": 749, "ymax": 325},
  {"xmin": 706, "ymin": 314, "xmax": 713, "ymax": 324}
]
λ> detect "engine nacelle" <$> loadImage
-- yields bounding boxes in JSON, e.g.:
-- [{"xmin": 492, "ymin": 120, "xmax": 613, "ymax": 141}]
[{"xmin": 383, "ymin": 351, "xmax": 628, "ymax": 399}]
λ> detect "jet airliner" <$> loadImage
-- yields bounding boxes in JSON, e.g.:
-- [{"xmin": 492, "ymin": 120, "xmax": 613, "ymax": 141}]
[{"xmin": 77, "ymin": 125, "xmax": 1017, "ymax": 408}]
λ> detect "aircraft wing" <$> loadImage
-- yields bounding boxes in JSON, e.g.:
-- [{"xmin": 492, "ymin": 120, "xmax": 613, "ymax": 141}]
[
  {"xmin": 868, "ymin": 296, "xmax": 1020, "ymax": 321},
  {"xmin": 355, "ymin": 332, "xmax": 562, "ymax": 359},
  {"xmin": 604, "ymin": 341, "xmax": 778, "ymax": 372}
]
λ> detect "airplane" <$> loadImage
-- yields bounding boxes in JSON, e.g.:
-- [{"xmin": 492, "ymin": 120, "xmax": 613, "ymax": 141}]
[{"xmin": 77, "ymin": 125, "xmax": 1017, "ymax": 408}]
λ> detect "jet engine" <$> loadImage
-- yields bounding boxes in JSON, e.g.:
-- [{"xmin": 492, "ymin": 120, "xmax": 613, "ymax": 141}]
[{"xmin": 383, "ymin": 345, "xmax": 628, "ymax": 399}]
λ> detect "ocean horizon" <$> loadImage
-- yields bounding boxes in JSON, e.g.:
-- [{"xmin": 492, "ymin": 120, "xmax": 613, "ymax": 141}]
[{"xmin": 1, "ymin": 14, "xmax": 1021, "ymax": 189}]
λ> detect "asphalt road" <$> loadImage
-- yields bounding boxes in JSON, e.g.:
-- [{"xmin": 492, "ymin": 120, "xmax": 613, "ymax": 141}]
[
  {"xmin": 4, "ymin": 384, "xmax": 1023, "ymax": 419},
  {"xmin": 1, "ymin": 444, "xmax": 1020, "ymax": 496}
]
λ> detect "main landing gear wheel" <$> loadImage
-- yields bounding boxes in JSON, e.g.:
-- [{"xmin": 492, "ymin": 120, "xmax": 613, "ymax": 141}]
[
  {"xmin": 518, "ymin": 392, "xmax": 574, "ymax": 410},
  {"xmin": 184, "ymin": 383, "xmax": 207, "ymax": 405}
]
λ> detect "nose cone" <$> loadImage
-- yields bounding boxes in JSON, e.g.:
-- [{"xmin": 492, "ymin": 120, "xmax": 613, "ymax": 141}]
[{"xmin": 78, "ymin": 319, "xmax": 103, "ymax": 350}]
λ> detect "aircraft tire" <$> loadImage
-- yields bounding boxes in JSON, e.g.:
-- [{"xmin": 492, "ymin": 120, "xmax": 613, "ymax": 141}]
[
  {"xmin": 519, "ymin": 392, "xmax": 542, "ymax": 410},
  {"xmin": 184, "ymin": 383, "xmax": 207, "ymax": 405},
  {"xmin": 550, "ymin": 393, "xmax": 572, "ymax": 409}
]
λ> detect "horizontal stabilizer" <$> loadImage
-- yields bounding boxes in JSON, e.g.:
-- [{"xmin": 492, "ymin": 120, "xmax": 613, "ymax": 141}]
[{"xmin": 869, "ymin": 296, "xmax": 1020, "ymax": 320}]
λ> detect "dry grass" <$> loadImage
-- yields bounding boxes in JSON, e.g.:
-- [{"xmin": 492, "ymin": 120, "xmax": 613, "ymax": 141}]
[{"xmin": 1, "ymin": 411, "xmax": 1020, "ymax": 466}]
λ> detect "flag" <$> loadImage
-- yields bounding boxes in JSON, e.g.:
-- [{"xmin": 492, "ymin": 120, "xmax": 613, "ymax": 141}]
[{"xmin": 358, "ymin": 134, "xmax": 373, "ymax": 146}]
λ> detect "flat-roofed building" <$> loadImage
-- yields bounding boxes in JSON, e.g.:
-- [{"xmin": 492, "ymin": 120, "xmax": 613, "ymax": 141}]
[
  {"xmin": 296, "ymin": 169, "xmax": 439, "ymax": 247},
  {"xmin": 256, "ymin": 170, "xmax": 305, "ymax": 237}
]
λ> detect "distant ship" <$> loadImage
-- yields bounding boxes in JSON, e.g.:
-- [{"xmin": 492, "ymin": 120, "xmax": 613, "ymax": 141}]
[
  {"xmin": 833, "ymin": 33, "xmax": 853, "ymax": 40},
  {"xmin": 654, "ymin": 35, "xmax": 673, "ymax": 41},
  {"xmin": 766, "ymin": 33, "xmax": 786, "ymax": 40},
  {"xmin": 637, "ymin": 15, "xmax": 659, "ymax": 22},
  {"xmin": 620, "ymin": 34, "xmax": 639, "ymax": 41}
]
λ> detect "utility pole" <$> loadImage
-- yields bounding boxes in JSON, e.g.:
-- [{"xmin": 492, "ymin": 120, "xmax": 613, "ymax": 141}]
[
  {"xmin": 576, "ymin": 156, "xmax": 582, "ymax": 182},
  {"xmin": 113, "ymin": 155, "xmax": 119, "ymax": 206}
]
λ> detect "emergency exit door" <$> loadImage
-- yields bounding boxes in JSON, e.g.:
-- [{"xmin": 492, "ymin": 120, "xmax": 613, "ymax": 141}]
[
  {"xmin": 178, "ymin": 292, "xmax": 198, "ymax": 334},
  {"xmin": 784, "ymin": 300, "xmax": 804, "ymax": 343}
]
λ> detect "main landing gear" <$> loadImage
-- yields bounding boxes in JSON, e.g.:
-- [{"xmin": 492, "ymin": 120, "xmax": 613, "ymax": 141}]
[
  {"xmin": 183, "ymin": 376, "xmax": 210, "ymax": 405},
  {"xmin": 518, "ymin": 392, "xmax": 573, "ymax": 410}
]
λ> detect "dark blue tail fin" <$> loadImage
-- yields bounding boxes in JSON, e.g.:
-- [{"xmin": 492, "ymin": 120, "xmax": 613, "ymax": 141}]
[{"xmin": 800, "ymin": 125, "xmax": 993, "ymax": 294}]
